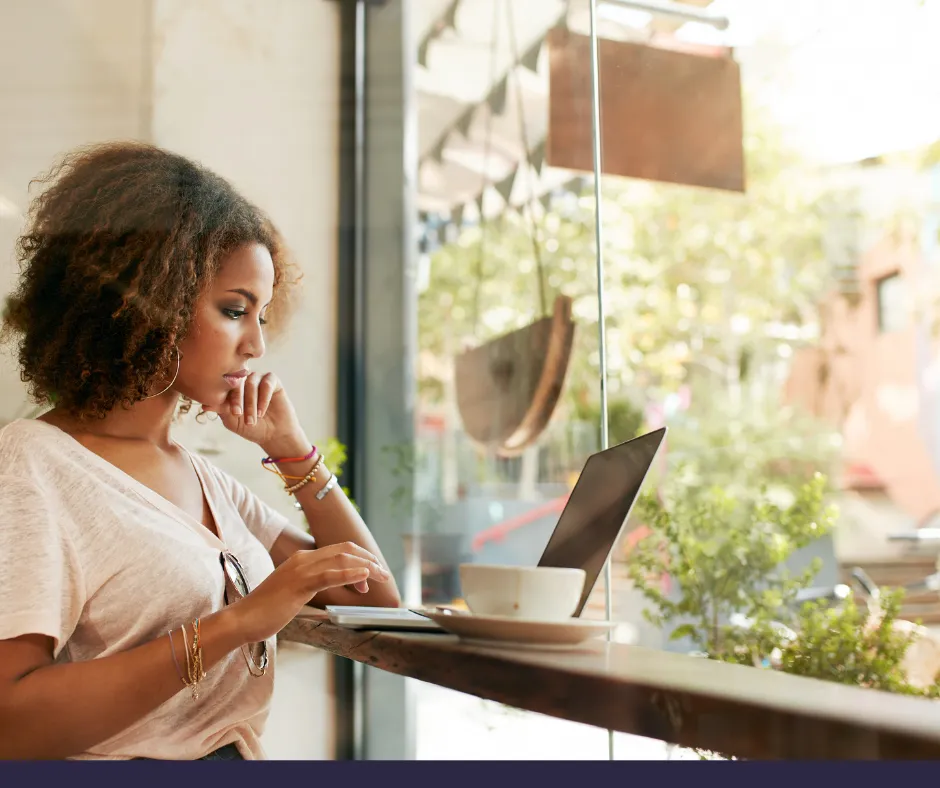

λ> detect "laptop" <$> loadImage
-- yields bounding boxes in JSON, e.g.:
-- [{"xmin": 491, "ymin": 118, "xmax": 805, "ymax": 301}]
[{"xmin": 326, "ymin": 426, "xmax": 667, "ymax": 631}]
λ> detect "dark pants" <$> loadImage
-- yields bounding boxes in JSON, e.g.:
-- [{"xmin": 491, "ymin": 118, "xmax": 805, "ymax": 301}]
[
  {"xmin": 135, "ymin": 743, "xmax": 244, "ymax": 761},
  {"xmin": 199, "ymin": 744, "xmax": 244, "ymax": 761}
]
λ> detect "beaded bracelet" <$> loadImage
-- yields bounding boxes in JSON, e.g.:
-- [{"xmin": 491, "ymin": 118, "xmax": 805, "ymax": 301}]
[{"xmin": 283, "ymin": 456, "xmax": 324, "ymax": 494}]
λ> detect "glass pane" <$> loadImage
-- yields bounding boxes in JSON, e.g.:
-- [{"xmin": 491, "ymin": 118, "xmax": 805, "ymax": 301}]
[
  {"xmin": 594, "ymin": 0, "xmax": 940, "ymax": 746},
  {"xmin": 409, "ymin": 0, "xmax": 625, "ymax": 760}
]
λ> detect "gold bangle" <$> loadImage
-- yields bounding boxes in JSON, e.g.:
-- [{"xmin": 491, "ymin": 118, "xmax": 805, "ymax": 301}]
[
  {"xmin": 181, "ymin": 623, "xmax": 192, "ymax": 687},
  {"xmin": 188, "ymin": 618, "xmax": 206, "ymax": 701}
]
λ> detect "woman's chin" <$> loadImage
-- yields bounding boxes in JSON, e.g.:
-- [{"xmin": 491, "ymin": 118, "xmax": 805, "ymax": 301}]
[
  {"xmin": 175, "ymin": 386, "xmax": 229, "ymax": 412},
  {"xmin": 202, "ymin": 393, "xmax": 231, "ymax": 412}
]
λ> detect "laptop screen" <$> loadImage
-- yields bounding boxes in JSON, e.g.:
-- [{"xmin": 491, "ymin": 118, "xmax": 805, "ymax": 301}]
[{"xmin": 537, "ymin": 427, "xmax": 666, "ymax": 616}]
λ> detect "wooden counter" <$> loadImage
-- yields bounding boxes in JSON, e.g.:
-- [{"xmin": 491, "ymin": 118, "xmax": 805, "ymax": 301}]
[{"xmin": 282, "ymin": 614, "xmax": 940, "ymax": 760}]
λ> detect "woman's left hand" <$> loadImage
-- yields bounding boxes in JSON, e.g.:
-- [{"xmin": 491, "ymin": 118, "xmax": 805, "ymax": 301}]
[{"xmin": 203, "ymin": 372, "xmax": 308, "ymax": 455}]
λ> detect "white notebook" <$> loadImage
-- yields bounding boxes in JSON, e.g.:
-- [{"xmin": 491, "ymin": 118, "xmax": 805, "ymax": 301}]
[{"xmin": 325, "ymin": 605, "xmax": 445, "ymax": 631}]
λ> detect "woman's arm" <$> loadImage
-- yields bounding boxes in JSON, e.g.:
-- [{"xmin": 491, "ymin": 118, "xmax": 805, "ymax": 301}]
[
  {"xmin": 208, "ymin": 373, "xmax": 402, "ymax": 609},
  {"xmin": 266, "ymin": 447, "xmax": 402, "ymax": 608},
  {"xmin": 0, "ymin": 543, "xmax": 390, "ymax": 759},
  {"xmin": 0, "ymin": 611, "xmax": 241, "ymax": 759}
]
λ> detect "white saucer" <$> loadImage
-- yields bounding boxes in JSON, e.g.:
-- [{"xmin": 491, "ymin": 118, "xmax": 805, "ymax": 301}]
[{"xmin": 419, "ymin": 611, "xmax": 615, "ymax": 649}]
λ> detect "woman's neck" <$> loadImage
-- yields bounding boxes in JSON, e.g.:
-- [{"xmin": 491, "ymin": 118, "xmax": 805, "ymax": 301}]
[{"xmin": 39, "ymin": 391, "xmax": 182, "ymax": 448}]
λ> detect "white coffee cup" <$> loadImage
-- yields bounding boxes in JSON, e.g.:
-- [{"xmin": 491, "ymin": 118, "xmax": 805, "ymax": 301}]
[{"xmin": 459, "ymin": 564, "xmax": 586, "ymax": 621}]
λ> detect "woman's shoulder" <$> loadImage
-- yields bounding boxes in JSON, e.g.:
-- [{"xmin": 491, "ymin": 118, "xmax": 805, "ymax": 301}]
[{"xmin": 0, "ymin": 418, "xmax": 81, "ymax": 480}]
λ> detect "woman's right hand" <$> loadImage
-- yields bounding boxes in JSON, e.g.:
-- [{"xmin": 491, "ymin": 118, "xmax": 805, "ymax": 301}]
[{"xmin": 228, "ymin": 542, "xmax": 392, "ymax": 645}]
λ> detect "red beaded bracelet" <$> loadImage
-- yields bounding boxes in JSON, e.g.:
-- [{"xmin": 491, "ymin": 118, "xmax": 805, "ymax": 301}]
[{"xmin": 261, "ymin": 446, "xmax": 317, "ymax": 466}]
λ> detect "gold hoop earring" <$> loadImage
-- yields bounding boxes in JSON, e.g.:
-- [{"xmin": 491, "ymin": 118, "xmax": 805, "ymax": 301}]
[{"xmin": 144, "ymin": 347, "xmax": 181, "ymax": 399}]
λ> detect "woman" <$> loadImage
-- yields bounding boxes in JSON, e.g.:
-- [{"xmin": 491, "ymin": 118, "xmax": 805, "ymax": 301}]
[{"xmin": 0, "ymin": 142, "xmax": 401, "ymax": 760}]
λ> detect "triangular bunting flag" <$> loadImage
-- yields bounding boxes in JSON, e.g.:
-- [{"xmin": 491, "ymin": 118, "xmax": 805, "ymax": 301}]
[
  {"xmin": 456, "ymin": 110, "xmax": 474, "ymax": 138},
  {"xmin": 488, "ymin": 77, "xmax": 509, "ymax": 116},
  {"xmin": 539, "ymin": 192, "xmax": 553, "ymax": 212},
  {"xmin": 418, "ymin": 36, "xmax": 431, "ymax": 68},
  {"xmin": 531, "ymin": 140, "xmax": 546, "ymax": 174},
  {"xmin": 495, "ymin": 168, "xmax": 517, "ymax": 203},
  {"xmin": 430, "ymin": 136, "xmax": 447, "ymax": 164},
  {"xmin": 520, "ymin": 40, "xmax": 542, "ymax": 73}
]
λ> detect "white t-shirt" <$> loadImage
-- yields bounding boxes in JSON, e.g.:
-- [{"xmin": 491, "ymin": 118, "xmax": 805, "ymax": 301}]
[{"xmin": 0, "ymin": 418, "xmax": 292, "ymax": 760}]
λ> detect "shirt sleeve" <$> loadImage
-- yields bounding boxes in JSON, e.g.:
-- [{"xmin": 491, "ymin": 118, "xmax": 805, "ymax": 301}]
[
  {"xmin": 0, "ymin": 477, "xmax": 86, "ymax": 658},
  {"xmin": 205, "ymin": 463, "xmax": 294, "ymax": 551}
]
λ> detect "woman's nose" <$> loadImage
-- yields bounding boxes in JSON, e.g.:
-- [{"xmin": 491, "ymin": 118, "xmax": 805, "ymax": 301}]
[{"xmin": 242, "ymin": 324, "xmax": 266, "ymax": 359}]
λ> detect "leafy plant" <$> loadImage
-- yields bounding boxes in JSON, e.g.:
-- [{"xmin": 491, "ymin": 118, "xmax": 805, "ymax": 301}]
[
  {"xmin": 761, "ymin": 590, "xmax": 940, "ymax": 698},
  {"xmin": 381, "ymin": 442, "xmax": 416, "ymax": 515},
  {"xmin": 315, "ymin": 438, "xmax": 417, "ymax": 517},
  {"xmin": 570, "ymin": 393, "xmax": 644, "ymax": 446},
  {"xmin": 318, "ymin": 436, "xmax": 356, "ymax": 509},
  {"xmin": 628, "ymin": 472, "xmax": 836, "ymax": 659},
  {"xmin": 628, "ymin": 471, "xmax": 940, "ymax": 699}
]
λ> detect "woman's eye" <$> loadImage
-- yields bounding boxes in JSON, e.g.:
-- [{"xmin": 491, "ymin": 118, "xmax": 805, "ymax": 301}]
[
  {"xmin": 259, "ymin": 317, "xmax": 268, "ymax": 326},
  {"xmin": 222, "ymin": 308, "xmax": 246, "ymax": 320}
]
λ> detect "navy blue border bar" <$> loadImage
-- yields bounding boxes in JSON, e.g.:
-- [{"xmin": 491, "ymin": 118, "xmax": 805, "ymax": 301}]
[{"xmin": 5, "ymin": 761, "xmax": 939, "ymax": 782}]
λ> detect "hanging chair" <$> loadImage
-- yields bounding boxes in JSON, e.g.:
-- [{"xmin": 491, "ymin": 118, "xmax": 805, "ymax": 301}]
[
  {"xmin": 455, "ymin": 293, "xmax": 574, "ymax": 457},
  {"xmin": 452, "ymin": 0, "xmax": 575, "ymax": 457}
]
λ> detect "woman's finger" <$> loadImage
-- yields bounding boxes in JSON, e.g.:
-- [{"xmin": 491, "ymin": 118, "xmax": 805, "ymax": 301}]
[
  {"xmin": 243, "ymin": 372, "xmax": 261, "ymax": 425},
  {"xmin": 308, "ymin": 551, "xmax": 389, "ymax": 581},
  {"xmin": 228, "ymin": 378, "xmax": 245, "ymax": 418},
  {"xmin": 330, "ymin": 551, "xmax": 390, "ymax": 581},
  {"xmin": 315, "ymin": 541, "xmax": 384, "ymax": 568},
  {"xmin": 257, "ymin": 373, "xmax": 279, "ymax": 420},
  {"xmin": 311, "ymin": 567, "xmax": 370, "ymax": 593}
]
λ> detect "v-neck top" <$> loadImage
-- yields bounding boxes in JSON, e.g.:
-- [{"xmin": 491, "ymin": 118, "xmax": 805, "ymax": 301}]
[{"xmin": 0, "ymin": 418, "xmax": 292, "ymax": 760}]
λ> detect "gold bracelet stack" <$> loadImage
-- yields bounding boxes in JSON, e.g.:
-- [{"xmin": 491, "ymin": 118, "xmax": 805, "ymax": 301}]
[
  {"xmin": 262, "ymin": 451, "xmax": 340, "ymax": 508},
  {"xmin": 181, "ymin": 618, "xmax": 206, "ymax": 701}
]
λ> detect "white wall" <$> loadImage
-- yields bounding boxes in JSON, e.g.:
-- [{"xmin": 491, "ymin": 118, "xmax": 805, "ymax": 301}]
[
  {"xmin": 151, "ymin": 0, "xmax": 339, "ymax": 528},
  {"xmin": 0, "ymin": 0, "xmax": 340, "ymax": 759},
  {"xmin": 0, "ymin": 0, "xmax": 151, "ymax": 416},
  {"xmin": 151, "ymin": 0, "xmax": 340, "ymax": 759}
]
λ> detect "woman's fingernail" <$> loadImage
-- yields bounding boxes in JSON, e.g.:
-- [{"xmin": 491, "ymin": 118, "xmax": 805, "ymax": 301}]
[
  {"xmin": 246, "ymin": 415, "xmax": 256, "ymax": 426},
  {"xmin": 232, "ymin": 406, "xmax": 243, "ymax": 416}
]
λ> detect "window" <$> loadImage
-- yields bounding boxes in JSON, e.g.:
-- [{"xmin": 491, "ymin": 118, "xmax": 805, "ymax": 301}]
[{"xmin": 876, "ymin": 272, "xmax": 907, "ymax": 333}]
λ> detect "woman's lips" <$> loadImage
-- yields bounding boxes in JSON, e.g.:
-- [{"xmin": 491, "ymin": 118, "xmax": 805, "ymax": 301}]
[{"xmin": 223, "ymin": 369, "xmax": 249, "ymax": 388}]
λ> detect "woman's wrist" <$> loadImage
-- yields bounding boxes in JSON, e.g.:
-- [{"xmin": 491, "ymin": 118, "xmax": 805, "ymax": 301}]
[
  {"xmin": 260, "ymin": 432, "xmax": 313, "ymax": 461},
  {"xmin": 214, "ymin": 603, "xmax": 252, "ymax": 651}
]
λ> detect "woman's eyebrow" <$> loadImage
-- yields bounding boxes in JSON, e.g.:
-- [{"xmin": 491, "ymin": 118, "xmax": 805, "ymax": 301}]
[{"xmin": 226, "ymin": 288, "xmax": 258, "ymax": 305}]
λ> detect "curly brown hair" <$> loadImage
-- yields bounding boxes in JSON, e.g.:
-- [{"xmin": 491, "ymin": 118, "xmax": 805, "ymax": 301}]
[{"xmin": 2, "ymin": 141, "xmax": 299, "ymax": 419}]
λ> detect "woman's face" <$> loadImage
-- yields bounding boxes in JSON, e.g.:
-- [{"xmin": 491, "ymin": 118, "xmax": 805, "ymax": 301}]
[{"xmin": 174, "ymin": 242, "xmax": 275, "ymax": 408}]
